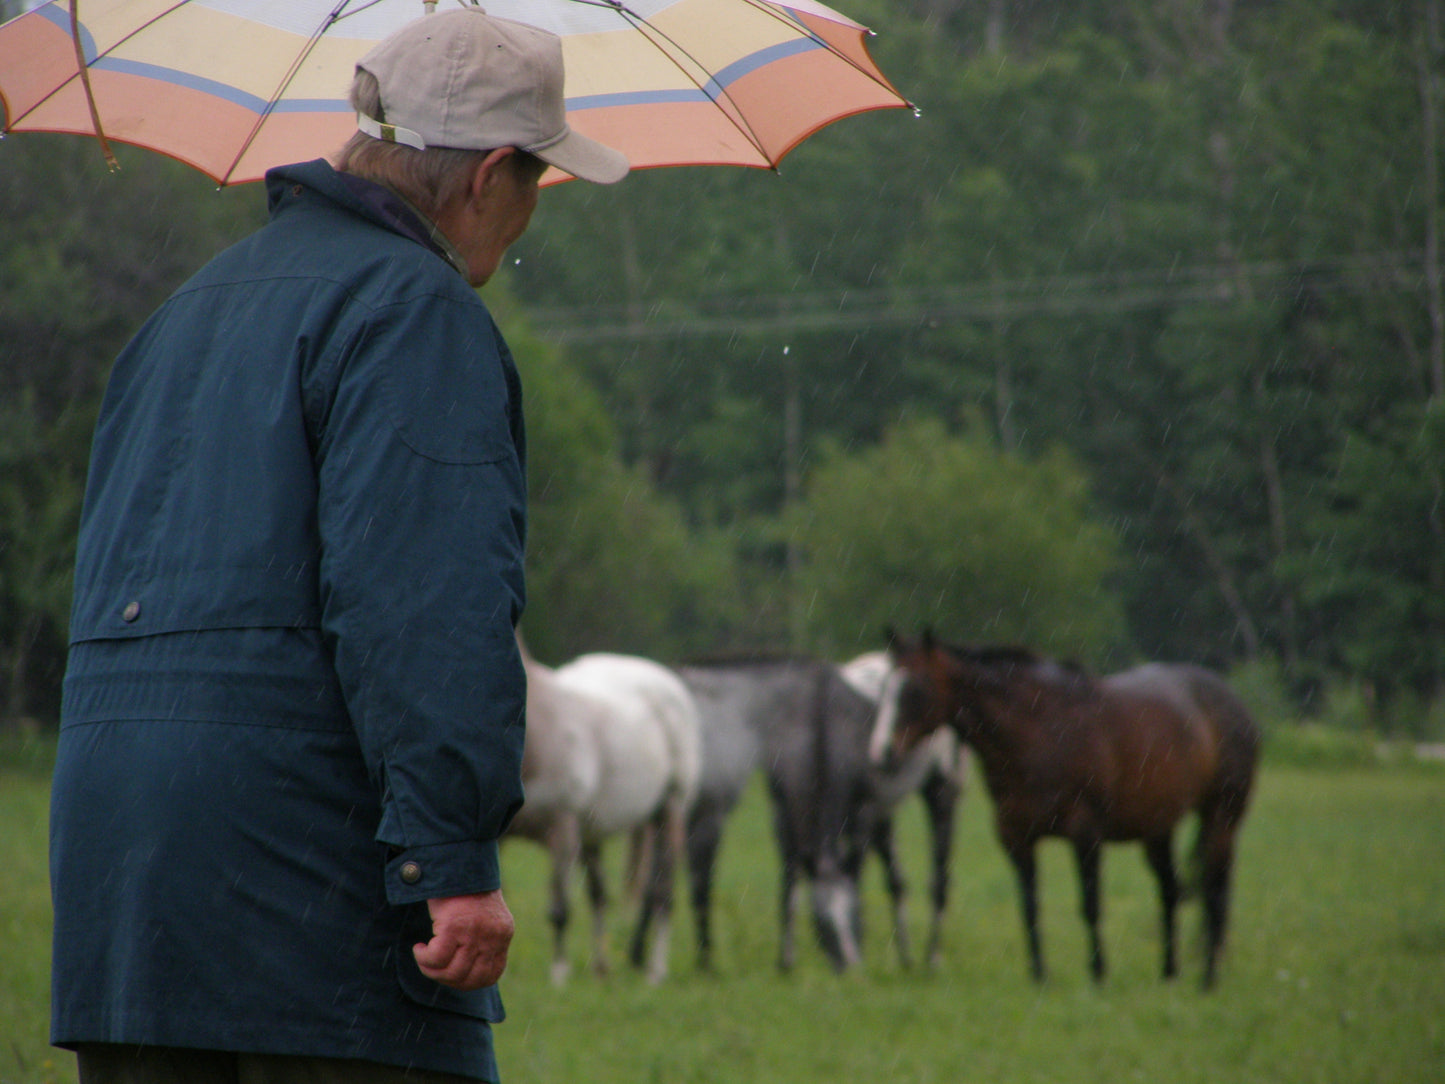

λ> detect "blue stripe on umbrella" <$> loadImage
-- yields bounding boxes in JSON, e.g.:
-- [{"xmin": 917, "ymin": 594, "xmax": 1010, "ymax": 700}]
[
  {"xmin": 39, "ymin": 2, "xmax": 88, "ymax": 52},
  {"xmin": 565, "ymin": 37, "xmax": 822, "ymax": 111},
  {"xmin": 89, "ymin": 55, "xmax": 346, "ymax": 113}
]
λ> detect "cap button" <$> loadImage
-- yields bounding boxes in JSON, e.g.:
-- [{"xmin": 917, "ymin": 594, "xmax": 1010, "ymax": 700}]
[
  {"xmin": 121, "ymin": 600, "xmax": 141, "ymax": 623},
  {"xmin": 399, "ymin": 861, "xmax": 423, "ymax": 885}
]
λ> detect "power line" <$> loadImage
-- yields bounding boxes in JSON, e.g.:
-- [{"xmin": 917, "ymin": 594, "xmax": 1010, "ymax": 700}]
[{"xmin": 526, "ymin": 252, "xmax": 1425, "ymax": 343}]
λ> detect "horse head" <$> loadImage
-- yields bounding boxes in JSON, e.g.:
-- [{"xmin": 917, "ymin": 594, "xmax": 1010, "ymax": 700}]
[
  {"xmin": 870, "ymin": 627, "xmax": 953, "ymax": 764},
  {"xmin": 879, "ymin": 627, "xmax": 1030, "ymax": 761}
]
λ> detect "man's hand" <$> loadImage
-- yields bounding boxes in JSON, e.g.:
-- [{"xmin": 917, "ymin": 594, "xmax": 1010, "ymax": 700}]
[{"xmin": 413, "ymin": 890, "xmax": 514, "ymax": 990}]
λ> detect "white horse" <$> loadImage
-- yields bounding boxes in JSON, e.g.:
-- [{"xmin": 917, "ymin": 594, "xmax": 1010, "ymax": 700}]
[
  {"xmin": 507, "ymin": 640, "xmax": 701, "ymax": 985},
  {"xmin": 840, "ymin": 650, "xmax": 970, "ymax": 969}
]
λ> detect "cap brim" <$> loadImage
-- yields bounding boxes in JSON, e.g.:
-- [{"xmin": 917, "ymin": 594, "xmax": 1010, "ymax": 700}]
[{"xmin": 529, "ymin": 127, "xmax": 629, "ymax": 185}]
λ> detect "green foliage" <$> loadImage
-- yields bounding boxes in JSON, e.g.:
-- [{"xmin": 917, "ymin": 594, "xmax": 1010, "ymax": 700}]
[
  {"xmin": 0, "ymin": 137, "xmax": 263, "ymax": 726},
  {"xmin": 1223, "ymin": 656, "xmax": 1301, "ymax": 733},
  {"xmin": 789, "ymin": 415, "xmax": 1126, "ymax": 659},
  {"xmin": 0, "ymin": 137, "xmax": 262, "ymax": 419},
  {"xmin": 0, "ymin": 391, "xmax": 90, "ymax": 722},
  {"xmin": 1261, "ymin": 725, "xmax": 1393, "ymax": 770},
  {"xmin": 1287, "ymin": 401, "xmax": 1445, "ymax": 710},
  {"xmin": 496, "ymin": 289, "xmax": 743, "ymax": 663}
]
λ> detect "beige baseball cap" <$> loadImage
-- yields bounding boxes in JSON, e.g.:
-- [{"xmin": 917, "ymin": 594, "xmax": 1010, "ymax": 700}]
[{"xmin": 355, "ymin": 7, "xmax": 629, "ymax": 184}]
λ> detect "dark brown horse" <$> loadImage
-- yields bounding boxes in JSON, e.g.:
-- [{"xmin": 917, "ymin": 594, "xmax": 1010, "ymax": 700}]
[{"xmin": 876, "ymin": 630, "xmax": 1259, "ymax": 988}]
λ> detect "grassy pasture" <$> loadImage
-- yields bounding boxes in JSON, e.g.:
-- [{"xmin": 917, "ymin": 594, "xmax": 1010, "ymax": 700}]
[{"xmin": 2, "ymin": 734, "xmax": 1441, "ymax": 1084}]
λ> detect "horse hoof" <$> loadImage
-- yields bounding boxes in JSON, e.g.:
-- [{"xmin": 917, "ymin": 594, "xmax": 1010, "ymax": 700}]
[{"xmin": 550, "ymin": 960, "xmax": 571, "ymax": 987}]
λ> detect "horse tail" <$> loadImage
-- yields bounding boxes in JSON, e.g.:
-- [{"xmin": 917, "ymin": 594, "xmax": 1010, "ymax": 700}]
[
  {"xmin": 1179, "ymin": 665, "xmax": 1263, "ymax": 904},
  {"xmin": 1186, "ymin": 667, "xmax": 1262, "ymax": 804}
]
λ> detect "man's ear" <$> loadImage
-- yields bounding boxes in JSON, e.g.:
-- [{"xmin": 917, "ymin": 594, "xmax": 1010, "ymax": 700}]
[{"xmin": 470, "ymin": 147, "xmax": 516, "ymax": 202}]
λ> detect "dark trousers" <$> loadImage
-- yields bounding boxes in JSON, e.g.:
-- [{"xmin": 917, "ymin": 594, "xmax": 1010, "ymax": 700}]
[{"xmin": 74, "ymin": 1045, "xmax": 486, "ymax": 1084}]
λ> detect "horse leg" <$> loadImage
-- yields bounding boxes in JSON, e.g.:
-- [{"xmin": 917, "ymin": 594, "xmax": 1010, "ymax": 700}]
[
  {"xmin": 1007, "ymin": 843, "xmax": 1046, "ymax": 983},
  {"xmin": 1199, "ymin": 815, "xmax": 1242, "ymax": 990},
  {"xmin": 921, "ymin": 766, "xmax": 960, "ymax": 970},
  {"xmin": 870, "ymin": 815, "xmax": 912, "ymax": 969},
  {"xmin": 546, "ymin": 815, "xmax": 581, "ymax": 987},
  {"xmin": 581, "ymin": 838, "xmax": 611, "ymax": 977},
  {"xmin": 625, "ymin": 821, "xmax": 656, "ymax": 905},
  {"xmin": 1071, "ymin": 836, "xmax": 1106, "ymax": 983},
  {"xmin": 634, "ymin": 796, "xmax": 683, "ymax": 985},
  {"xmin": 1143, "ymin": 834, "xmax": 1180, "ymax": 980},
  {"xmin": 628, "ymin": 824, "xmax": 656, "ymax": 972},
  {"xmin": 685, "ymin": 802, "xmax": 726, "ymax": 973}
]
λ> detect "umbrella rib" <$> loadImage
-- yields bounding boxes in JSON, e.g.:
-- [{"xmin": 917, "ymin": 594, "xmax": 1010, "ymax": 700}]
[
  {"xmin": 68, "ymin": 0, "xmax": 116, "ymax": 169},
  {"xmin": 7, "ymin": 0, "xmax": 193, "ymax": 130},
  {"xmin": 221, "ymin": 0, "xmax": 467, "ymax": 183},
  {"xmin": 221, "ymin": 0, "xmax": 360, "ymax": 185},
  {"xmin": 596, "ymin": 0, "xmax": 775, "ymax": 164},
  {"xmin": 740, "ymin": 0, "xmax": 910, "ymax": 101}
]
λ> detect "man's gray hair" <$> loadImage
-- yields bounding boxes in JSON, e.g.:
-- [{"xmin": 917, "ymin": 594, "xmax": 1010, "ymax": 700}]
[{"xmin": 335, "ymin": 68, "xmax": 503, "ymax": 219}]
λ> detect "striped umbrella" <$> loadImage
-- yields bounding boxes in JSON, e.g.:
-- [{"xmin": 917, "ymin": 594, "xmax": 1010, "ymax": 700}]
[{"xmin": 0, "ymin": 0, "xmax": 909, "ymax": 185}]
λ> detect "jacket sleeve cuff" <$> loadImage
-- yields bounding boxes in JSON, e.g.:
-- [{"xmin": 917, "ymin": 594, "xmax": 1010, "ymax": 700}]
[{"xmin": 384, "ymin": 839, "xmax": 502, "ymax": 905}]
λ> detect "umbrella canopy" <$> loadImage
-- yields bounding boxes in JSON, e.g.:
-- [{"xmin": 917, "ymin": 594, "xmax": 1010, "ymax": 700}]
[{"xmin": 0, "ymin": 0, "xmax": 909, "ymax": 185}]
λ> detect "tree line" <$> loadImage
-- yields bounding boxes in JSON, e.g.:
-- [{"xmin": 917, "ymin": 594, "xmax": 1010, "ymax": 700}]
[{"xmin": 2, "ymin": 0, "xmax": 1441, "ymax": 735}]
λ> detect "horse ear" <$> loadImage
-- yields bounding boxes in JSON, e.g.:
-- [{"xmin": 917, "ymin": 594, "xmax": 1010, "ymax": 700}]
[
  {"xmin": 921, "ymin": 626, "xmax": 936, "ymax": 650},
  {"xmin": 884, "ymin": 625, "xmax": 900, "ymax": 651}
]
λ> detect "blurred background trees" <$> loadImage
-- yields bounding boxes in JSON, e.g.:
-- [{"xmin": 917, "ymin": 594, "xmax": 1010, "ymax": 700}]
[{"xmin": 2, "ymin": 0, "xmax": 1441, "ymax": 736}]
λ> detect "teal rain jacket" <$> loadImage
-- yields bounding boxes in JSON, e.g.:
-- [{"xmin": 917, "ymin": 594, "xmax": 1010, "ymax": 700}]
[{"xmin": 51, "ymin": 160, "xmax": 527, "ymax": 1081}]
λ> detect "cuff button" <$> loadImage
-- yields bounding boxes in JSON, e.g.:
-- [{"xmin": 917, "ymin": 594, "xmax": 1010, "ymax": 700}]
[{"xmin": 399, "ymin": 861, "xmax": 422, "ymax": 885}]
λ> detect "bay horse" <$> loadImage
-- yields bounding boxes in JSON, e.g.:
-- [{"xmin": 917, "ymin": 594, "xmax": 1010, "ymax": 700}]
[
  {"xmin": 876, "ymin": 630, "xmax": 1259, "ymax": 988},
  {"xmin": 840, "ymin": 651, "xmax": 970, "ymax": 970},
  {"xmin": 506, "ymin": 639, "xmax": 701, "ymax": 985},
  {"xmin": 677, "ymin": 655, "xmax": 965, "ymax": 973}
]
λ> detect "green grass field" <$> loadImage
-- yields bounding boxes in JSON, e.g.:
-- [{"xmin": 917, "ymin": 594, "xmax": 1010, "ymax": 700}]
[{"xmin": 3, "ymin": 734, "xmax": 1442, "ymax": 1084}]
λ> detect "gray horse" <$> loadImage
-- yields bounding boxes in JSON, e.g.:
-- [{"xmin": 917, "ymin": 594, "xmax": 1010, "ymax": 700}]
[{"xmin": 678, "ymin": 655, "xmax": 964, "ymax": 972}]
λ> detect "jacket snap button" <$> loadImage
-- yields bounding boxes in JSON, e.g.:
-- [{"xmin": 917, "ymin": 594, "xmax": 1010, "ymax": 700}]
[
  {"xmin": 400, "ymin": 861, "xmax": 422, "ymax": 885},
  {"xmin": 121, "ymin": 600, "xmax": 141, "ymax": 623}
]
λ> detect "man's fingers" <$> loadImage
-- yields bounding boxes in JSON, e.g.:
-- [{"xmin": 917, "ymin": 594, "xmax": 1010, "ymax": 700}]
[
  {"xmin": 413, "ymin": 934, "xmax": 505, "ymax": 990},
  {"xmin": 412, "ymin": 934, "xmax": 457, "ymax": 974},
  {"xmin": 413, "ymin": 890, "xmax": 513, "ymax": 990}
]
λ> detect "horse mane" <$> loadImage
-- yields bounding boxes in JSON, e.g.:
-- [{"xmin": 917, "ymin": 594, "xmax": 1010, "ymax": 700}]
[
  {"xmin": 953, "ymin": 644, "xmax": 1041, "ymax": 668},
  {"xmin": 941, "ymin": 641, "xmax": 1093, "ymax": 684}
]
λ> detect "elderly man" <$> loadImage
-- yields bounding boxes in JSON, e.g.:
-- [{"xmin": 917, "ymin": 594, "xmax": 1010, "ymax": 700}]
[{"xmin": 49, "ymin": 9, "xmax": 626, "ymax": 1084}]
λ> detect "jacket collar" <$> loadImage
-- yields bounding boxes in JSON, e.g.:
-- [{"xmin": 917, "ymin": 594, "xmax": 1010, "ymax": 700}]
[{"xmin": 264, "ymin": 159, "xmax": 469, "ymax": 278}]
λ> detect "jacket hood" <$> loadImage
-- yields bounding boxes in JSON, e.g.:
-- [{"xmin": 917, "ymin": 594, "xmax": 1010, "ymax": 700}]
[{"xmin": 264, "ymin": 159, "xmax": 359, "ymax": 216}]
